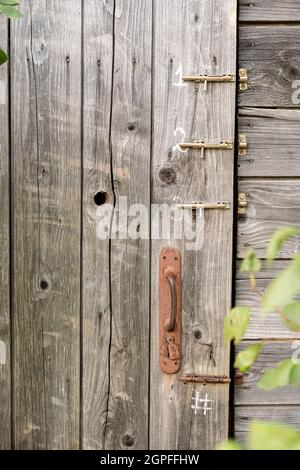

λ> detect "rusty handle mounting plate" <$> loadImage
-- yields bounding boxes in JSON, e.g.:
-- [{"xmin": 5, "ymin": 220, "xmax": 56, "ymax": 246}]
[{"xmin": 159, "ymin": 248, "xmax": 182, "ymax": 374}]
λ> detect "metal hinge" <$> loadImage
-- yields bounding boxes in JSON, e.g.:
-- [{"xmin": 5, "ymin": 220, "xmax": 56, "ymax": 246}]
[
  {"xmin": 180, "ymin": 375, "xmax": 231, "ymax": 385},
  {"xmin": 177, "ymin": 202, "xmax": 230, "ymax": 210},
  {"xmin": 239, "ymin": 68, "xmax": 248, "ymax": 91},
  {"xmin": 238, "ymin": 134, "xmax": 247, "ymax": 156},
  {"xmin": 238, "ymin": 192, "xmax": 249, "ymax": 215},
  {"xmin": 182, "ymin": 74, "xmax": 234, "ymax": 91},
  {"xmin": 179, "ymin": 141, "xmax": 233, "ymax": 159}
]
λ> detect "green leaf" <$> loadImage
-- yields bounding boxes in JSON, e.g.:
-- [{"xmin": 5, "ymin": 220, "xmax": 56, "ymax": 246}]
[
  {"xmin": 0, "ymin": 48, "xmax": 8, "ymax": 65},
  {"xmin": 282, "ymin": 302, "xmax": 300, "ymax": 332},
  {"xmin": 224, "ymin": 307, "xmax": 249, "ymax": 345},
  {"xmin": 234, "ymin": 344, "xmax": 263, "ymax": 373},
  {"xmin": 0, "ymin": 1, "xmax": 19, "ymax": 6},
  {"xmin": 0, "ymin": 4, "xmax": 22, "ymax": 18},
  {"xmin": 249, "ymin": 421, "xmax": 300, "ymax": 450},
  {"xmin": 217, "ymin": 440, "xmax": 243, "ymax": 451},
  {"xmin": 240, "ymin": 249, "xmax": 261, "ymax": 274},
  {"xmin": 262, "ymin": 254, "xmax": 300, "ymax": 312},
  {"xmin": 258, "ymin": 359, "xmax": 300, "ymax": 390},
  {"xmin": 266, "ymin": 226, "xmax": 299, "ymax": 264}
]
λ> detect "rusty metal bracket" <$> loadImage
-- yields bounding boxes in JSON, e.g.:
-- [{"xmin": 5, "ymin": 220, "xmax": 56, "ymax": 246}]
[
  {"xmin": 180, "ymin": 375, "xmax": 231, "ymax": 385},
  {"xmin": 160, "ymin": 248, "xmax": 182, "ymax": 374}
]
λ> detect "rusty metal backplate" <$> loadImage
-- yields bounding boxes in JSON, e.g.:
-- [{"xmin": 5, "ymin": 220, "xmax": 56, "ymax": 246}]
[{"xmin": 159, "ymin": 247, "xmax": 182, "ymax": 374}]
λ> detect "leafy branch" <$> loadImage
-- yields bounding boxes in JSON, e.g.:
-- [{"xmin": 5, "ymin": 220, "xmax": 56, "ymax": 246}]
[
  {"xmin": 222, "ymin": 226, "xmax": 300, "ymax": 449},
  {"xmin": 0, "ymin": 1, "xmax": 22, "ymax": 65}
]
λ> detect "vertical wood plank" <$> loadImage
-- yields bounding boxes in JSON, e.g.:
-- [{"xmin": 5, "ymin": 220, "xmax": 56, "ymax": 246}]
[
  {"xmin": 150, "ymin": 0, "xmax": 237, "ymax": 449},
  {"xmin": 0, "ymin": 17, "xmax": 10, "ymax": 450},
  {"xmin": 82, "ymin": 0, "xmax": 151, "ymax": 449},
  {"xmin": 11, "ymin": 0, "xmax": 81, "ymax": 449}
]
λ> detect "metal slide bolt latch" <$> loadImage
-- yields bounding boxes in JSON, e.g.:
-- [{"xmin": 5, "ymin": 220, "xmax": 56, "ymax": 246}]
[{"xmin": 159, "ymin": 248, "xmax": 182, "ymax": 374}]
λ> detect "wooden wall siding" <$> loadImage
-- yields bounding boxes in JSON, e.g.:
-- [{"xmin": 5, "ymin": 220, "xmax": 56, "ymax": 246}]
[
  {"xmin": 239, "ymin": 1, "xmax": 300, "ymax": 22},
  {"xmin": 82, "ymin": 0, "xmax": 151, "ymax": 450},
  {"xmin": 0, "ymin": 17, "xmax": 10, "ymax": 450},
  {"xmin": 238, "ymin": 179, "xmax": 300, "ymax": 259},
  {"xmin": 235, "ymin": 406, "xmax": 300, "ymax": 443},
  {"xmin": 236, "ymin": 5, "xmax": 300, "ymax": 440},
  {"xmin": 239, "ymin": 26, "xmax": 300, "ymax": 108},
  {"xmin": 236, "ymin": 342, "xmax": 300, "ymax": 405},
  {"xmin": 11, "ymin": 1, "xmax": 82, "ymax": 449},
  {"xmin": 150, "ymin": 0, "xmax": 236, "ymax": 450},
  {"xmin": 239, "ymin": 109, "xmax": 300, "ymax": 177}
]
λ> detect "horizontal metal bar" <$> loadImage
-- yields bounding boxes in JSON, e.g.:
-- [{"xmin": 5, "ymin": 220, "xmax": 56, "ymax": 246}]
[
  {"xmin": 179, "ymin": 141, "xmax": 233, "ymax": 151},
  {"xmin": 177, "ymin": 202, "xmax": 230, "ymax": 210},
  {"xmin": 180, "ymin": 375, "xmax": 231, "ymax": 384},
  {"xmin": 182, "ymin": 74, "xmax": 234, "ymax": 83}
]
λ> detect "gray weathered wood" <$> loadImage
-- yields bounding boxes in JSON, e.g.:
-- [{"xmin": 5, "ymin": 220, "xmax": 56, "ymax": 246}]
[
  {"xmin": 0, "ymin": 17, "xmax": 10, "ymax": 450},
  {"xmin": 239, "ymin": 26, "xmax": 300, "ymax": 108},
  {"xmin": 235, "ymin": 342, "xmax": 300, "ymax": 405},
  {"xmin": 236, "ymin": 279, "xmax": 300, "ymax": 339},
  {"xmin": 239, "ymin": 109, "xmax": 300, "ymax": 177},
  {"xmin": 11, "ymin": 0, "xmax": 81, "ymax": 449},
  {"xmin": 150, "ymin": 0, "xmax": 237, "ymax": 450},
  {"xmin": 236, "ymin": 259, "xmax": 290, "ymax": 280},
  {"xmin": 238, "ymin": 179, "xmax": 300, "ymax": 259},
  {"xmin": 239, "ymin": 0, "xmax": 300, "ymax": 22},
  {"xmin": 82, "ymin": 0, "xmax": 151, "ymax": 450},
  {"xmin": 235, "ymin": 406, "xmax": 300, "ymax": 444}
]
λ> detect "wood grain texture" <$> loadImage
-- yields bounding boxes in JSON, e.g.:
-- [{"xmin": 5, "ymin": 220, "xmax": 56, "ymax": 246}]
[
  {"xmin": 11, "ymin": 0, "xmax": 81, "ymax": 449},
  {"xmin": 239, "ymin": 109, "xmax": 300, "ymax": 177},
  {"xmin": 150, "ymin": 0, "xmax": 237, "ymax": 450},
  {"xmin": 235, "ymin": 342, "xmax": 300, "ymax": 405},
  {"xmin": 239, "ymin": 26, "xmax": 300, "ymax": 108},
  {"xmin": 0, "ymin": 17, "xmax": 10, "ymax": 450},
  {"xmin": 236, "ymin": 259, "xmax": 290, "ymax": 280},
  {"xmin": 236, "ymin": 279, "xmax": 300, "ymax": 339},
  {"xmin": 238, "ymin": 179, "xmax": 300, "ymax": 259},
  {"xmin": 82, "ymin": 0, "xmax": 151, "ymax": 450},
  {"xmin": 239, "ymin": 0, "xmax": 300, "ymax": 22},
  {"xmin": 235, "ymin": 406, "xmax": 300, "ymax": 444}
]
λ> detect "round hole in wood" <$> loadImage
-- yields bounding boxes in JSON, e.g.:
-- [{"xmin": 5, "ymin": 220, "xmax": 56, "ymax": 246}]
[{"xmin": 94, "ymin": 191, "xmax": 109, "ymax": 206}]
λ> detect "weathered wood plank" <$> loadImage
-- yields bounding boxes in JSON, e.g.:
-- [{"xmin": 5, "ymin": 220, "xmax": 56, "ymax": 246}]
[
  {"xmin": 236, "ymin": 279, "xmax": 300, "ymax": 339},
  {"xmin": 150, "ymin": 0, "xmax": 237, "ymax": 450},
  {"xmin": 239, "ymin": 0, "xmax": 300, "ymax": 22},
  {"xmin": 238, "ymin": 179, "xmax": 300, "ymax": 259},
  {"xmin": 0, "ymin": 17, "xmax": 10, "ymax": 450},
  {"xmin": 235, "ymin": 342, "xmax": 300, "ymax": 405},
  {"xmin": 235, "ymin": 406, "xmax": 300, "ymax": 445},
  {"xmin": 82, "ymin": 0, "xmax": 113, "ymax": 451},
  {"xmin": 11, "ymin": 0, "xmax": 81, "ymax": 449},
  {"xmin": 239, "ymin": 26, "xmax": 300, "ymax": 108},
  {"xmin": 236, "ymin": 406, "xmax": 300, "ymax": 441},
  {"xmin": 239, "ymin": 109, "xmax": 300, "ymax": 177},
  {"xmin": 236, "ymin": 259, "xmax": 290, "ymax": 280},
  {"xmin": 82, "ymin": 0, "xmax": 151, "ymax": 450}
]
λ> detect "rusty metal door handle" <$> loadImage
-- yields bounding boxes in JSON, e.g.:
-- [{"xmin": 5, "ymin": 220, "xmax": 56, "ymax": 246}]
[
  {"xmin": 160, "ymin": 248, "xmax": 182, "ymax": 374},
  {"xmin": 164, "ymin": 272, "xmax": 177, "ymax": 332}
]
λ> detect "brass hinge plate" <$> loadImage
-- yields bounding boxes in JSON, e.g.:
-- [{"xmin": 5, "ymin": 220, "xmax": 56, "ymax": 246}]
[
  {"xmin": 239, "ymin": 68, "xmax": 248, "ymax": 91},
  {"xmin": 238, "ymin": 192, "xmax": 249, "ymax": 215},
  {"xmin": 177, "ymin": 202, "xmax": 230, "ymax": 210},
  {"xmin": 238, "ymin": 134, "xmax": 247, "ymax": 156}
]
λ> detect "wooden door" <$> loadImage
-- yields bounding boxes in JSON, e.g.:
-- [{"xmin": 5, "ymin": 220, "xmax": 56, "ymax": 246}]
[{"xmin": 0, "ymin": 0, "xmax": 237, "ymax": 450}]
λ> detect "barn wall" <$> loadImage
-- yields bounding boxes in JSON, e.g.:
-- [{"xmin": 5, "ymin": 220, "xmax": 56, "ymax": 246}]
[{"xmin": 235, "ymin": 1, "xmax": 300, "ymax": 441}]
